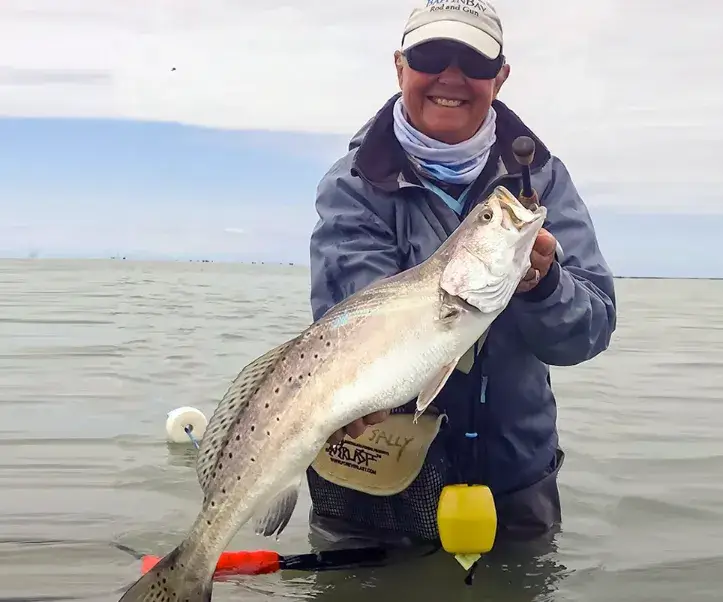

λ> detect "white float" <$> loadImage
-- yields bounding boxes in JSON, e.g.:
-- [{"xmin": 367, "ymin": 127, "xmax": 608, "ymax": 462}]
[{"xmin": 165, "ymin": 406, "xmax": 208, "ymax": 444}]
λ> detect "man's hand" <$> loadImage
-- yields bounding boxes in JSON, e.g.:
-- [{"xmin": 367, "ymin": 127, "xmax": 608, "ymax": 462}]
[
  {"xmin": 516, "ymin": 228, "xmax": 558, "ymax": 293},
  {"xmin": 328, "ymin": 410, "xmax": 390, "ymax": 445}
]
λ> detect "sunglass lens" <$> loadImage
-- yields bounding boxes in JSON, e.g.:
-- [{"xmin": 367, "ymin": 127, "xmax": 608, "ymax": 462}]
[
  {"xmin": 405, "ymin": 45, "xmax": 451, "ymax": 74},
  {"xmin": 459, "ymin": 48, "xmax": 501, "ymax": 79},
  {"xmin": 405, "ymin": 42, "xmax": 501, "ymax": 80}
]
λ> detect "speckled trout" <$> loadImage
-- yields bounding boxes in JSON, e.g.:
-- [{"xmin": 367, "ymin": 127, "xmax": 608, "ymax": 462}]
[{"xmin": 118, "ymin": 185, "xmax": 546, "ymax": 602}]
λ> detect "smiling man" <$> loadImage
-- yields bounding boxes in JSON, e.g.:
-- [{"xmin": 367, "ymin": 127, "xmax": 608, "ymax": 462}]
[{"xmin": 307, "ymin": 0, "xmax": 617, "ymax": 550}]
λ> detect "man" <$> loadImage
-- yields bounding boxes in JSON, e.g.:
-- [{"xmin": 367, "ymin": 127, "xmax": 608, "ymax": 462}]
[{"xmin": 306, "ymin": 0, "xmax": 616, "ymax": 548}]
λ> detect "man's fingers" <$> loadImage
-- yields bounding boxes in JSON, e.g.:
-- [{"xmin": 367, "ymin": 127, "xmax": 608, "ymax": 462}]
[
  {"xmin": 533, "ymin": 229, "xmax": 557, "ymax": 257},
  {"xmin": 328, "ymin": 429, "xmax": 345, "ymax": 445},
  {"xmin": 530, "ymin": 250, "xmax": 552, "ymax": 268},
  {"xmin": 522, "ymin": 267, "xmax": 540, "ymax": 283},
  {"xmin": 327, "ymin": 412, "xmax": 390, "ymax": 445},
  {"xmin": 344, "ymin": 418, "xmax": 367, "ymax": 440},
  {"xmin": 516, "ymin": 268, "xmax": 539, "ymax": 293},
  {"xmin": 363, "ymin": 410, "xmax": 389, "ymax": 426}
]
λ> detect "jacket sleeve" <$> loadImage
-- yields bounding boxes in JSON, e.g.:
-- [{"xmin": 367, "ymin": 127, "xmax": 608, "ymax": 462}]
[
  {"xmin": 508, "ymin": 156, "xmax": 617, "ymax": 366},
  {"xmin": 309, "ymin": 161, "xmax": 400, "ymax": 322}
]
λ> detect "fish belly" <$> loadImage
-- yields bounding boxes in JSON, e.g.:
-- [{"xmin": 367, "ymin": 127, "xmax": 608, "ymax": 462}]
[{"xmin": 321, "ymin": 309, "xmax": 489, "ymax": 433}]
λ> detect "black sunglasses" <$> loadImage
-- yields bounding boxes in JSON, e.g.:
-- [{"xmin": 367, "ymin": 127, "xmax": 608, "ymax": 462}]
[{"xmin": 403, "ymin": 40, "xmax": 504, "ymax": 80}]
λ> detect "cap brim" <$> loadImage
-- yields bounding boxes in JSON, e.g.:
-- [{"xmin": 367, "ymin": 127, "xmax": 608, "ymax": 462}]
[{"xmin": 402, "ymin": 21, "xmax": 501, "ymax": 59}]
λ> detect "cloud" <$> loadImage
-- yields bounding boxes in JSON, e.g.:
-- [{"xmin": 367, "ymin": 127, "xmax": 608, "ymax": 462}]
[
  {"xmin": 1, "ymin": 0, "xmax": 722, "ymax": 212},
  {"xmin": 3, "ymin": 0, "xmax": 720, "ymax": 131},
  {"xmin": 0, "ymin": 66, "xmax": 111, "ymax": 86}
]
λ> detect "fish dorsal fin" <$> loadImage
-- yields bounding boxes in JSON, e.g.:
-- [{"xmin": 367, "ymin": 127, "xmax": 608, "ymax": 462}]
[{"xmin": 195, "ymin": 338, "xmax": 296, "ymax": 494}]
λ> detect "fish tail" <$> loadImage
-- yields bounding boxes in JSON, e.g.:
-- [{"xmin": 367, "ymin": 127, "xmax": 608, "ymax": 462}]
[{"xmin": 118, "ymin": 543, "xmax": 213, "ymax": 602}]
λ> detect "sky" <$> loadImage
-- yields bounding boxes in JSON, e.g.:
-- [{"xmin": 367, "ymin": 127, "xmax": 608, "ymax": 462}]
[{"xmin": 2, "ymin": 0, "xmax": 722, "ymax": 277}]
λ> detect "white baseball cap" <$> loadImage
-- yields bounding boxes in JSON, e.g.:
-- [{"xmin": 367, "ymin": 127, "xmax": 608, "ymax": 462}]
[{"xmin": 401, "ymin": 0, "xmax": 504, "ymax": 60}]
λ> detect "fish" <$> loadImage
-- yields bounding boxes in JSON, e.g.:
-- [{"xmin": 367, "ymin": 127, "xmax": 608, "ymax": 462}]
[{"xmin": 117, "ymin": 185, "xmax": 547, "ymax": 602}]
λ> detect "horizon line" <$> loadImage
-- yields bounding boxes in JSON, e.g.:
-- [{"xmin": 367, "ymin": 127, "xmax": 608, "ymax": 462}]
[{"xmin": 1, "ymin": 255, "xmax": 721, "ymax": 281}]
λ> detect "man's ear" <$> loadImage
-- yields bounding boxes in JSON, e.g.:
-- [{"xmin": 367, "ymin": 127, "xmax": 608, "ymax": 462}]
[
  {"xmin": 493, "ymin": 62, "xmax": 510, "ymax": 99},
  {"xmin": 394, "ymin": 50, "xmax": 404, "ymax": 88}
]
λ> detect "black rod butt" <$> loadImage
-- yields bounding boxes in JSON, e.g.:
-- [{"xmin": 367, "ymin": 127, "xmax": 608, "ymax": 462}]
[{"xmin": 512, "ymin": 136, "xmax": 535, "ymax": 166}]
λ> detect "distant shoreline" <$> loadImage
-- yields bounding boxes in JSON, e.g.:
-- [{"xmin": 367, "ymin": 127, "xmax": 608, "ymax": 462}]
[
  {"xmin": 1, "ymin": 256, "xmax": 721, "ymax": 281},
  {"xmin": 0, "ymin": 256, "xmax": 302, "ymax": 268}
]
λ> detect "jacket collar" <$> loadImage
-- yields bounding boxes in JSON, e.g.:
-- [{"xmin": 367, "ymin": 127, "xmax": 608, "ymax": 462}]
[{"xmin": 349, "ymin": 92, "xmax": 552, "ymax": 192}]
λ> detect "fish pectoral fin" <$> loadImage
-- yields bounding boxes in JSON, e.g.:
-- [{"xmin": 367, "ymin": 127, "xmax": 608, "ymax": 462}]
[
  {"xmin": 414, "ymin": 358, "xmax": 461, "ymax": 423},
  {"xmin": 252, "ymin": 478, "xmax": 302, "ymax": 540}
]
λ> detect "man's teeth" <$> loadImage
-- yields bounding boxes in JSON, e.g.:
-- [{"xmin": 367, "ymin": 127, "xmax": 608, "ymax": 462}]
[{"xmin": 430, "ymin": 97, "xmax": 464, "ymax": 107}]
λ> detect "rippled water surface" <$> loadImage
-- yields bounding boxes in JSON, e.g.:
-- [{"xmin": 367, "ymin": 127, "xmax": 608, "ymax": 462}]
[{"xmin": 1, "ymin": 259, "xmax": 722, "ymax": 602}]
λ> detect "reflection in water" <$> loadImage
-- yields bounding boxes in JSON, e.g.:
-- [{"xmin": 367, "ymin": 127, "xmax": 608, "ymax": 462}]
[
  {"xmin": 162, "ymin": 438, "xmax": 571, "ymax": 601},
  {"xmin": 164, "ymin": 443, "xmax": 198, "ymax": 469},
  {"xmin": 161, "ymin": 415, "xmax": 570, "ymax": 601},
  {"xmin": 294, "ymin": 529, "xmax": 568, "ymax": 602}
]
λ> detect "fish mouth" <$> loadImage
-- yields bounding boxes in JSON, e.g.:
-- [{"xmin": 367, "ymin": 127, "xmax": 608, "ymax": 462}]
[{"xmin": 493, "ymin": 186, "xmax": 547, "ymax": 231}]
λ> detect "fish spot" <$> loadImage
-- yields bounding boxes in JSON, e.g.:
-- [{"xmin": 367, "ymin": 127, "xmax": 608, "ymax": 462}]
[
  {"xmin": 251, "ymin": 458, "xmax": 255, "ymax": 462},
  {"xmin": 265, "ymin": 403, "xmax": 269, "ymax": 408},
  {"xmin": 326, "ymin": 341, "xmax": 331, "ymax": 347},
  {"xmin": 237, "ymin": 475, "xmax": 241, "ymax": 480},
  {"xmin": 314, "ymin": 354, "xmax": 318, "ymax": 359},
  {"xmin": 228, "ymin": 452, "xmax": 233, "ymax": 459},
  {"xmin": 276, "ymin": 417, "xmax": 280, "ymax": 422},
  {"xmin": 251, "ymin": 425, "xmax": 255, "ymax": 431},
  {"xmin": 236, "ymin": 434, "xmax": 240, "ymax": 441},
  {"xmin": 206, "ymin": 520, "xmax": 211, "ymax": 525},
  {"xmin": 222, "ymin": 488, "xmax": 226, "ymax": 494},
  {"xmin": 266, "ymin": 431, "xmax": 271, "ymax": 436},
  {"xmin": 211, "ymin": 501, "xmax": 215, "ymax": 507},
  {"xmin": 275, "ymin": 387, "xmax": 279, "ymax": 393},
  {"xmin": 219, "ymin": 463, "xmax": 223, "ymax": 469},
  {"xmin": 300, "ymin": 353, "xmax": 305, "ymax": 358},
  {"xmin": 288, "ymin": 377, "xmax": 292, "ymax": 382}
]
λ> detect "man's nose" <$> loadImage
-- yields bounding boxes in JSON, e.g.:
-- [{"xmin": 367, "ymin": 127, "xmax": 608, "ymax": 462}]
[{"xmin": 437, "ymin": 60, "xmax": 466, "ymax": 84}]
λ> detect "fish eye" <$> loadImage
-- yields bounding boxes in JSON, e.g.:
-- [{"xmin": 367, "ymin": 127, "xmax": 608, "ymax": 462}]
[{"xmin": 481, "ymin": 210, "xmax": 493, "ymax": 222}]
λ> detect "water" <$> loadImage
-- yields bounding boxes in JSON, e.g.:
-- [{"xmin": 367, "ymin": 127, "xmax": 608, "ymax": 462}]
[{"xmin": 1, "ymin": 258, "xmax": 722, "ymax": 602}]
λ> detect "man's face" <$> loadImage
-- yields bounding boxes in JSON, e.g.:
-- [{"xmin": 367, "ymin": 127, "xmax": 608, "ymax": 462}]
[{"xmin": 395, "ymin": 40, "xmax": 510, "ymax": 144}]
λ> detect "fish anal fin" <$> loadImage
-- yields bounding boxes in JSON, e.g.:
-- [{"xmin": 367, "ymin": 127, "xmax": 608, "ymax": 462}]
[
  {"xmin": 414, "ymin": 358, "xmax": 461, "ymax": 423},
  {"xmin": 195, "ymin": 338, "xmax": 296, "ymax": 494},
  {"xmin": 252, "ymin": 478, "xmax": 301, "ymax": 540}
]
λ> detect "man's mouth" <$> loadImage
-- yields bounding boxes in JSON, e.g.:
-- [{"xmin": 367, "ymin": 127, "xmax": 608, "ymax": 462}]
[{"xmin": 428, "ymin": 96, "xmax": 467, "ymax": 108}]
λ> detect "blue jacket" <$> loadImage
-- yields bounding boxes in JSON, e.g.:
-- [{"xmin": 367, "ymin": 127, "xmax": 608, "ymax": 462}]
[{"xmin": 306, "ymin": 93, "xmax": 617, "ymax": 539}]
